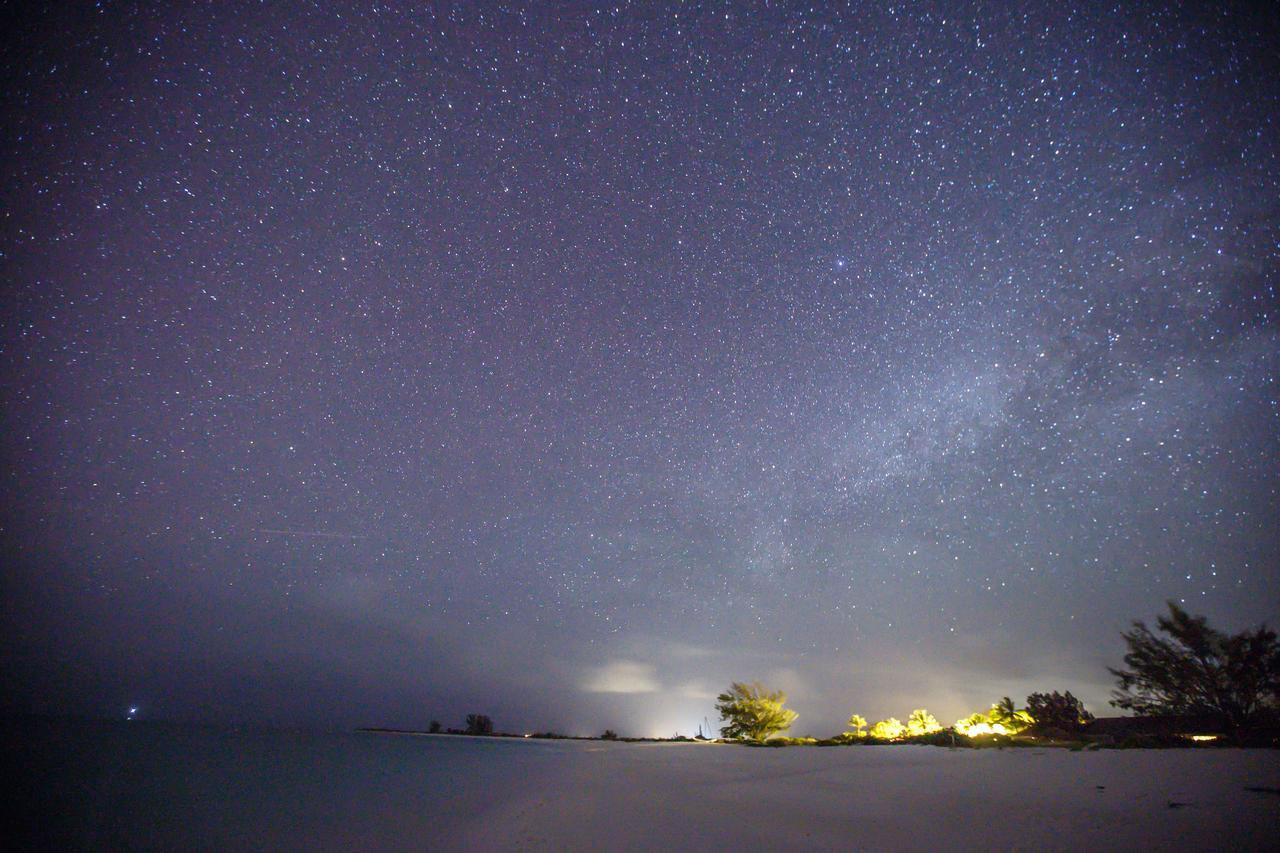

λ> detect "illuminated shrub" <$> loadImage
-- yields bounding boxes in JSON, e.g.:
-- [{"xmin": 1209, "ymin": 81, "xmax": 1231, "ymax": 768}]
[
  {"xmin": 868, "ymin": 718, "xmax": 906, "ymax": 740},
  {"xmin": 953, "ymin": 698, "xmax": 1032, "ymax": 736},
  {"xmin": 715, "ymin": 681, "xmax": 799, "ymax": 740},
  {"xmin": 906, "ymin": 709, "xmax": 942, "ymax": 736},
  {"xmin": 757, "ymin": 736, "xmax": 818, "ymax": 747},
  {"xmin": 909, "ymin": 729, "xmax": 973, "ymax": 747}
]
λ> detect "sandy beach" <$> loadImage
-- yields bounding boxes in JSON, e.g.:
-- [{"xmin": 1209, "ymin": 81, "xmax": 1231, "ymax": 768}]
[{"xmin": 7, "ymin": 719, "xmax": 1278, "ymax": 851}]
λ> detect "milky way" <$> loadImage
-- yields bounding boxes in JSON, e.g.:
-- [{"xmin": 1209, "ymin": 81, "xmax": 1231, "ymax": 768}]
[{"xmin": 3, "ymin": 2, "xmax": 1277, "ymax": 735}]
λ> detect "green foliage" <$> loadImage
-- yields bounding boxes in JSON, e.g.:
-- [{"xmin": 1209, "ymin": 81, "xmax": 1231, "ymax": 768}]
[
  {"xmin": 906, "ymin": 708, "xmax": 942, "ymax": 736},
  {"xmin": 465, "ymin": 714, "xmax": 494, "ymax": 736},
  {"xmin": 1025, "ymin": 691, "xmax": 1094, "ymax": 732},
  {"xmin": 755, "ymin": 736, "xmax": 818, "ymax": 747},
  {"xmin": 991, "ymin": 696, "xmax": 1034, "ymax": 733},
  {"xmin": 956, "ymin": 699, "xmax": 1032, "ymax": 735},
  {"xmin": 907, "ymin": 729, "xmax": 972, "ymax": 747},
  {"xmin": 715, "ymin": 681, "xmax": 799, "ymax": 740},
  {"xmin": 867, "ymin": 717, "xmax": 906, "ymax": 740},
  {"xmin": 1110, "ymin": 602, "xmax": 1280, "ymax": 731}
]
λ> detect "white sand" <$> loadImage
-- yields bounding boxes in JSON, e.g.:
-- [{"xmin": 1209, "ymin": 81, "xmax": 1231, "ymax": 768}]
[
  {"xmin": 458, "ymin": 740, "xmax": 1280, "ymax": 851},
  {"xmin": 7, "ymin": 720, "xmax": 1278, "ymax": 850}
]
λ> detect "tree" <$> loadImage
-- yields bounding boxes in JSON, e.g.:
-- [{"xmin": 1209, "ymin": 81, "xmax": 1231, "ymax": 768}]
[
  {"xmin": 906, "ymin": 708, "xmax": 942, "ymax": 736},
  {"xmin": 601, "ymin": 729, "xmax": 618, "ymax": 740},
  {"xmin": 1025, "ymin": 691, "xmax": 1093, "ymax": 732},
  {"xmin": 465, "ymin": 714, "xmax": 494, "ymax": 736},
  {"xmin": 715, "ymin": 681, "xmax": 798, "ymax": 740},
  {"xmin": 847, "ymin": 714, "xmax": 868, "ymax": 736},
  {"xmin": 428, "ymin": 720, "xmax": 442, "ymax": 734},
  {"xmin": 989, "ymin": 696, "xmax": 1033, "ymax": 733},
  {"xmin": 1110, "ymin": 602, "xmax": 1280, "ymax": 733},
  {"xmin": 868, "ymin": 718, "xmax": 906, "ymax": 740}
]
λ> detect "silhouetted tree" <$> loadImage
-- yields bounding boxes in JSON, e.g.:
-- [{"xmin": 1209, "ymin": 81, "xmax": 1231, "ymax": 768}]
[
  {"xmin": 1110, "ymin": 602, "xmax": 1280, "ymax": 733},
  {"xmin": 715, "ymin": 681, "xmax": 798, "ymax": 740},
  {"xmin": 1025, "ymin": 691, "xmax": 1093, "ymax": 732},
  {"xmin": 428, "ymin": 720, "xmax": 442, "ymax": 734},
  {"xmin": 601, "ymin": 729, "xmax": 618, "ymax": 740},
  {"xmin": 465, "ymin": 714, "xmax": 494, "ymax": 736}
]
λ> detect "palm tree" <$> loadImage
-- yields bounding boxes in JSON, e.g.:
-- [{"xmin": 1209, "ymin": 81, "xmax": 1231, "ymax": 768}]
[
  {"xmin": 991, "ymin": 697, "xmax": 1031, "ymax": 733},
  {"xmin": 847, "ymin": 714, "xmax": 868, "ymax": 736},
  {"xmin": 906, "ymin": 708, "xmax": 941, "ymax": 736}
]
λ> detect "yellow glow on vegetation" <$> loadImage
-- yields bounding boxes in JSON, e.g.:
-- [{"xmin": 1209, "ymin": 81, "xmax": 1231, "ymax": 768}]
[
  {"xmin": 954, "ymin": 721, "xmax": 1008, "ymax": 737},
  {"xmin": 1187, "ymin": 734, "xmax": 1218, "ymax": 742},
  {"xmin": 906, "ymin": 709, "xmax": 942, "ymax": 736},
  {"xmin": 868, "ymin": 718, "xmax": 906, "ymax": 740},
  {"xmin": 952, "ymin": 700, "xmax": 1032, "ymax": 736}
]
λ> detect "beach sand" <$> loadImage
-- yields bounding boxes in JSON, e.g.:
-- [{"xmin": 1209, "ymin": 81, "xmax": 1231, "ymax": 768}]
[{"xmin": 6, "ymin": 719, "xmax": 1277, "ymax": 850}]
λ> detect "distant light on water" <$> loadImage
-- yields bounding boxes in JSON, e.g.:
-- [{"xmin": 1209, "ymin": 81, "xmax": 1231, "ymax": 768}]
[{"xmin": 127, "ymin": 706, "xmax": 138, "ymax": 720}]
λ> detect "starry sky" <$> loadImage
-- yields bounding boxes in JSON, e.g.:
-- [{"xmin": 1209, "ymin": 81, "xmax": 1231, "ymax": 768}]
[{"xmin": 2, "ymin": 1, "xmax": 1277, "ymax": 737}]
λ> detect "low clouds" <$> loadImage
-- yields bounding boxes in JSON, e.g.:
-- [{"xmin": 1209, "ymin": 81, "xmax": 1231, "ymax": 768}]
[{"xmin": 582, "ymin": 661, "xmax": 659, "ymax": 694}]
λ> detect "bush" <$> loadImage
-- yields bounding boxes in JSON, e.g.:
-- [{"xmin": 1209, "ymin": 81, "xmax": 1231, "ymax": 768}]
[
  {"xmin": 716, "ymin": 682, "xmax": 799, "ymax": 740},
  {"xmin": 752, "ymin": 736, "xmax": 817, "ymax": 747},
  {"xmin": 1026, "ymin": 691, "xmax": 1094, "ymax": 732},
  {"xmin": 465, "ymin": 714, "xmax": 494, "ymax": 736},
  {"xmin": 905, "ymin": 729, "xmax": 973, "ymax": 747},
  {"xmin": 968, "ymin": 733, "xmax": 1027, "ymax": 749},
  {"xmin": 868, "ymin": 718, "xmax": 906, "ymax": 740},
  {"xmin": 906, "ymin": 709, "xmax": 943, "ymax": 736},
  {"xmin": 831, "ymin": 732, "xmax": 865, "ymax": 744}
]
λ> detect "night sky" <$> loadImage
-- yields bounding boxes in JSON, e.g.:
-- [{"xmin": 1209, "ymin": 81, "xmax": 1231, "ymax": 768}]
[{"xmin": 3, "ymin": 2, "xmax": 1277, "ymax": 737}]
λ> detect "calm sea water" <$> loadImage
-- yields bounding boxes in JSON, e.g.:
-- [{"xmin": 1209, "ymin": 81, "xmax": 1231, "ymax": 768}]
[{"xmin": 4, "ymin": 717, "xmax": 574, "ymax": 850}]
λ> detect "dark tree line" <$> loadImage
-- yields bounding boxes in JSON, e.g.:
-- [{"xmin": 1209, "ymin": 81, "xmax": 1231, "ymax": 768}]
[
  {"xmin": 1110, "ymin": 602, "xmax": 1279, "ymax": 734},
  {"xmin": 714, "ymin": 603, "xmax": 1276, "ymax": 744}
]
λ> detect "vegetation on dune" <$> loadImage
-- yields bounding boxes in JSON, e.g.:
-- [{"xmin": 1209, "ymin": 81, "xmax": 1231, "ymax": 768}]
[
  {"xmin": 953, "ymin": 698, "xmax": 1033, "ymax": 736},
  {"xmin": 405, "ymin": 604, "xmax": 1274, "ymax": 748},
  {"xmin": 1026, "ymin": 691, "xmax": 1093, "ymax": 733},
  {"xmin": 906, "ymin": 709, "xmax": 942, "ymax": 736},
  {"xmin": 715, "ymin": 682, "xmax": 799, "ymax": 741},
  {"xmin": 867, "ymin": 717, "xmax": 906, "ymax": 740}
]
